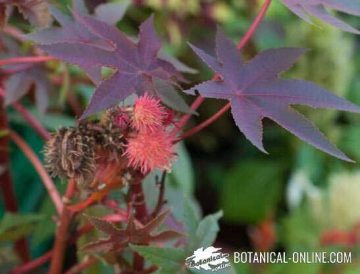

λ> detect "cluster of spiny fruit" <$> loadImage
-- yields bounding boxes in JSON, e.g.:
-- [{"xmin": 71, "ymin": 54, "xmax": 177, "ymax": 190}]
[{"xmin": 44, "ymin": 94, "xmax": 176, "ymax": 191}]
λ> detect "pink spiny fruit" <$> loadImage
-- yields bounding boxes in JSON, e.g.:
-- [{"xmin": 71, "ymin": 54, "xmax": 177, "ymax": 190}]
[
  {"xmin": 125, "ymin": 129, "xmax": 175, "ymax": 174},
  {"xmin": 132, "ymin": 93, "xmax": 167, "ymax": 132}
]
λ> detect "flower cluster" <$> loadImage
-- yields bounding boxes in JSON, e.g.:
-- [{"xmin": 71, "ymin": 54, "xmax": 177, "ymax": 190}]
[{"xmin": 122, "ymin": 94, "xmax": 176, "ymax": 174}]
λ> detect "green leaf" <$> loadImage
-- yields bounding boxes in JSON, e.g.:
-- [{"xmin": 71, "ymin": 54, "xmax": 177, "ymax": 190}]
[
  {"xmin": 220, "ymin": 160, "xmax": 283, "ymax": 223},
  {"xmin": 154, "ymin": 79, "xmax": 195, "ymax": 114},
  {"xmin": 30, "ymin": 109, "xmax": 74, "ymax": 130},
  {"xmin": 130, "ymin": 245, "xmax": 185, "ymax": 274},
  {"xmin": 183, "ymin": 197, "xmax": 200, "ymax": 242},
  {"xmin": 195, "ymin": 211, "xmax": 223, "ymax": 249},
  {"xmin": 166, "ymin": 190, "xmax": 201, "ymax": 232},
  {"xmin": 0, "ymin": 212, "xmax": 43, "ymax": 241},
  {"xmin": 168, "ymin": 142, "xmax": 195, "ymax": 194}
]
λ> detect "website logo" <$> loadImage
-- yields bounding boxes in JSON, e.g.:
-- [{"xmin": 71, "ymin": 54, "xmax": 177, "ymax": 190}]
[{"xmin": 185, "ymin": 246, "xmax": 231, "ymax": 272}]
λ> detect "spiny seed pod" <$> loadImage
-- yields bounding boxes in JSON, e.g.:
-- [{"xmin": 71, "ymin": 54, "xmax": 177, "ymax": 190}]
[
  {"xmin": 44, "ymin": 120, "xmax": 126, "ymax": 185},
  {"xmin": 101, "ymin": 121, "xmax": 125, "ymax": 156},
  {"xmin": 44, "ymin": 127, "xmax": 96, "ymax": 184}
]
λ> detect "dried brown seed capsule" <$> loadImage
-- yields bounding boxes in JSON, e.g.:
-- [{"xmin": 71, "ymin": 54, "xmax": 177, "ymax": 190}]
[
  {"xmin": 44, "ymin": 119, "xmax": 125, "ymax": 185},
  {"xmin": 44, "ymin": 126, "xmax": 96, "ymax": 184}
]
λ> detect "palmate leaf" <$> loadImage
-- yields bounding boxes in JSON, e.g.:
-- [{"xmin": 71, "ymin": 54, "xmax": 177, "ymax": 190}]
[
  {"xmin": 4, "ymin": 65, "xmax": 50, "ymax": 113},
  {"xmin": 130, "ymin": 245, "xmax": 186, "ymax": 274},
  {"xmin": 281, "ymin": 0, "xmax": 360, "ymax": 34},
  {"xmin": 184, "ymin": 29, "xmax": 360, "ymax": 161},
  {"xmin": 83, "ymin": 211, "xmax": 182, "ymax": 254},
  {"xmin": 27, "ymin": 12, "xmax": 182, "ymax": 118},
  {"xmin": 1, "ymin": 35, "xmax": 51, "ymax": 113}
]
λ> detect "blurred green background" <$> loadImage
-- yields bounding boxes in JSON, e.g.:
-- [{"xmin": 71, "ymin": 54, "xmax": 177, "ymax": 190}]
[{"xmin": 1, "ymin": 0, "xmax": 360, "ymax": 273}]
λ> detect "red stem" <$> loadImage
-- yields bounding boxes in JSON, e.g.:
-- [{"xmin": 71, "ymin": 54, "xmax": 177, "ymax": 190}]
[
  {"xmin": 178, "ymin": 103, "xmax": 231, "ymax": 141},
  {"xmin": 11, "ymin": 251, "xmax": 52, "ymax": 274},
  {"xmin": 0, "ymin": 56, "xmax": 55, "ymax": 67},
  {"xmin": 0, "ymin": 92, "xmax": 30, "ymax": 263},
  {"xmin": 172, "ymin": 96, "xmax": 205, "ymax": 135},
  {"xmin": 237, "ymin": 0, "xmax": 273, "ymax": 49},
  {"xmin": 0, "ymin": 88, "xmax": 51, "ymax": 141},
  {"xmin": 9, "ymin": 130, "xmax": 63, "ymax": 214},
  {"xmin": 129, "ymin": 172, "xmax": 148, "ymax": 272},
  {"xmin": 49, "ymin": 179, "xmax": 76, "ymax": 274},
  {"xmin": 130, "ymin": 172, "xmax": 148, "ymax": 224},
  {"xmin": 12, "ymin": 103, "xmax": 51, "ymax": 140},
  {"xmin": 179, "ymin": 0, "xmax": 273, "ymax": 138}
]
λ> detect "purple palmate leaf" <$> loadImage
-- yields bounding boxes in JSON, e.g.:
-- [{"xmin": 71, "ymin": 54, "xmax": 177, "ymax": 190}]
[
  {"xmin": 184, "ymin": 29, "xmax": 360, "ymax": 161},
  {"xmin": 282, "ymin": 0, "xmax": 360, "ymax": 34},
  {"xmin": 27, "ymin": 12, "xmax": 182, "ymax": 118},
  {"xmin": 4, "ymin": 65, "xmax": 50, "ymax": 113},
  {"xmin": 1, "ymin": 35, "xmax": 51, "ymax": 113}
]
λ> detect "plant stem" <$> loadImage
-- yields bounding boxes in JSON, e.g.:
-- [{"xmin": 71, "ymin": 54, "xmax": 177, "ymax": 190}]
[
  {"xmin": 151, "ymin": 172, "xmax": 166, "ymax": 218},
  {"xmin": 130, "ymin": 172, "xmax": 148, "ymax": 224},
  {"xmin": 179, "ymin": 0, "xmax": 273, "ymax": 139},
  {"xmin": 0, "ymin": 56, "xmax": 55, "ymax": 67},
  {"xmin": 11, "ymin": 251, "xmax": 52, "ymax": 274},
  {"xmin": 64, "ymin": 256, "xmax": 97, "ymax": 274},
  {"xmin": 237, "ymin": 0, "xmax": 273, "ymax": 49},
  {"xmin": 0, "ymin": 88, "xmax": 51, "ymax": 141},
  {"xmin": 0, "ymin": 95, "xmax": 30, "ymax": 263},
  {"xmin": 12, "ymin": 103, "xmax": 51, "ymax": 140},
  {"xmin": 129, "ymin": 172, "xmax": 148, "ymax": 272},
  {"xmin": 9, "ymin": 130, "xmax": 63, "ymax": 214},
  {"xmin": 49, "ymin": 179, "xmax": 76, "ymax": 274},
  {"xmin": 172, "ymin": 96, "xmax": 205, "ymax": 135},
  {"xmin": 178, "ymin": 103, "xmax": 231, "ymax": 141}
]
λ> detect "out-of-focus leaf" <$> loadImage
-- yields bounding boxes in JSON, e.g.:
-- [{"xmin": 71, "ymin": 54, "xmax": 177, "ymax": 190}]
[
  {"xmin": 4, "ymin": 65, "xmax": 51, "ymax": 113},
  {"xmin": 281, "ymin": 0, "xmax": 360, "ymax": 34},
  {"xmin": 130, "ymin": 245, "xmax": 185, "ymax": 274},
  {"xmin": 29, "ymin": 108, "xmax": 74, "ymax": 130},
  {"xmin": 158, "ymin": 51, "xmax": 198, "ymax": 74},
  {"xmin": 193, "ymin": 211, "xmax": 222, "ymax": 250},
  {"xmin": 154, "ymin": 79, "xmax": 194, "ymax": 114},
  {"xmin": 181, "ymin": 197, "xmax": 221, "ymax": 252},
  {"xmin": 220, "ymin": 160, "xmax": 282, "ymax": 224},
  {"xmin": 0, "ymin": 212, "xmax": 43, "ymax": 241},
  {"xmin": 1, "ymin": 34, "xmax": 51, "ymax": 113},
  {"xmin": 16, "ymin": 0, "xmax": 52, "ymax": 28},
  {"xmin": 0, "ymin": 0, "xmax": 51, "ymax": 28},
  {"xmin": 167, "ymin": 142, "xmax": 195, "ymax": 194},
  {"xmin": 94, "ymin": 1, "xmax": 129, "ymax": 25}
]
